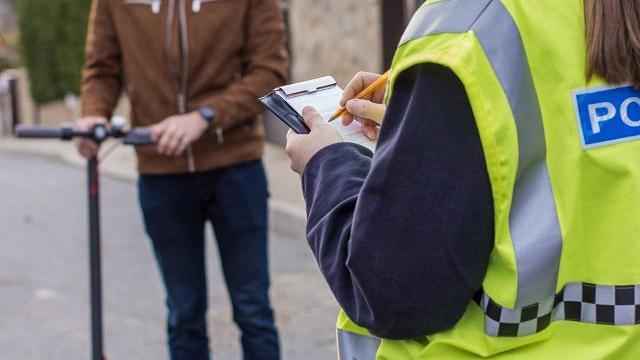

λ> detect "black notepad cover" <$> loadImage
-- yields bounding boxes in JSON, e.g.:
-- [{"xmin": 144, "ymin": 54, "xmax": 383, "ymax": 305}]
[{"xmin": 259, "ymin": 92, "xmax": 310, "ymax": 134}]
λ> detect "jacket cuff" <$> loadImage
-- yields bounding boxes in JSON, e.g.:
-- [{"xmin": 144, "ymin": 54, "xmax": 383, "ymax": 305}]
[
  {"xmin": 204, "ymin": 98, "xmax": 229, "ymax": 130},
  {"xmin": 302, "ymin": 142, "xmax": 373, "ymax": 181},
  {"xmin": 80, "ymin": 105, "xmax": 112, "ymax": 119}
]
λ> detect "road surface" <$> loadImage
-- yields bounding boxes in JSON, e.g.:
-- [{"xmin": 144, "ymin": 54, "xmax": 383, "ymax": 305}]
[{"xmin": 0, "ymin": 152, "xmax": 337, "ymax": 360}]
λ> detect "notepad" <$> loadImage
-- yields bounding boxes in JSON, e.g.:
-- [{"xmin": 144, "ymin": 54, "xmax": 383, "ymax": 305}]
[{"xmin": 260, "ymin": 76, "xmax": 377, "ymax": 152}]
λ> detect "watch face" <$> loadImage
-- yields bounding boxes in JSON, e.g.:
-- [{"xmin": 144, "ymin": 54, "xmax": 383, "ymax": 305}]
[{"xmin": 200, "ymin": 106, "xmax": 215, "ymax": 122}]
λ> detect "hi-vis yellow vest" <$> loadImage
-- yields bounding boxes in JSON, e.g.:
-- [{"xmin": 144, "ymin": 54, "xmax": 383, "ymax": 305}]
[{"xmin": 336, "ymin": 0, "xmax": 640, "ymax": 358}]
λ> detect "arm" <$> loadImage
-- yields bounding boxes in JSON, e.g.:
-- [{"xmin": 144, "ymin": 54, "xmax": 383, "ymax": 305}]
[
  {"xmin": 75, "ymin": 0, "xmax": 121, "ymax": 159},
  {"xmin": 302, "ymin": 64, "xmax": 494, "ymax": 339},
  {"xmin": 206, "ymin": 0, "xmax": 289, "ymax": 130},
  {"xmin": 80, "ymin": 0, "xmax": 122, "ymax": 118}
]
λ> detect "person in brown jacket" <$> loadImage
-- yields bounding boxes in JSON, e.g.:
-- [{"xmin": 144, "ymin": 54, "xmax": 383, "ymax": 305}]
[{"xmin": 74, "ymin": 1, "xmax": 288, "ymax": 359}]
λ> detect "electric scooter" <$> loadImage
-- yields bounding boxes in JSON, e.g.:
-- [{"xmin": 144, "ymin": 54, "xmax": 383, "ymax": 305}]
[{"xmin": 15, "ymin": 118, "xmax": 155, "ymax": 360}]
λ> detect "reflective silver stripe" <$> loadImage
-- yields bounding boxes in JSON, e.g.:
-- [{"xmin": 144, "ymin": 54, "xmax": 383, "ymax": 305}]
[
  {"xmin": 400, "ymin": 0, "xmax": 491, "ymax": 44},
  {"xmin": 401, "ymin": 0, "xmax": 563, "ymax": 307},
  {"xmin": 337, "ymin": 329, "xmax": 381, "ymax": 360},
  {"xmin": 478, "ymin": 283, "xmax": 640, "ymax": 337}
]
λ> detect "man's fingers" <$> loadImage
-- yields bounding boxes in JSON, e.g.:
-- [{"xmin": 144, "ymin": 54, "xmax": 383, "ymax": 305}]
[
  {"xmin": 75, "ymin": 139, "xmax": 99, "ymax": 159},
  {"xmin": 157, "ymin": 122, "xmax": 181, "ymax": 155},
  {"xmin": 302, "ymin": 106, "xmax": 326, "ymax": 129},
  {"xmin": 80, "ymin": 145, "xmax": 98, "ymax": 159},
  {"xmin": 150, "ymin": 122, "xmax": 167, "ymax": 141},
  {"xmin": 85, "ymin": 142, "xmax": 98, "ymax": 155},
  {"xmin": 340, "ymin": 72, "xmax": 383, "ymax": 106},
  {"xmin": 173, "ymin": 133, "xmax": 189, "ymax": 156},
  {"xmin": 175, "ymin": 138, "xmax": 189, "ymax": 157},
  {"xmin": 166, "ymin": 132, "xmax": 182, "ymax": 156},
  {"xmin": 74, "ymin": 117, "xmax": 108, "ymax": 133},
  {"xmin": 346, "ymin": 99, "xmax": 385, "ymax": 125},
  {"xmin": 158, "ymin": 130, "xmax": 175, "ymax": 155}
]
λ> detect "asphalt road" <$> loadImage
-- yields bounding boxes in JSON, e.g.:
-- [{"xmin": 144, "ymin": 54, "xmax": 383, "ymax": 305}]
[{"xmin": 0, "ymin": 152, "xmax": 337, "ymax": 360}]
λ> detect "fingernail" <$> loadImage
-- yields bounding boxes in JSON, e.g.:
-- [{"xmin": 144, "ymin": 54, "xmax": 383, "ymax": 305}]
[{"xmin": 302, "ymin": 106, "xmax": 313, "ymax": 115}]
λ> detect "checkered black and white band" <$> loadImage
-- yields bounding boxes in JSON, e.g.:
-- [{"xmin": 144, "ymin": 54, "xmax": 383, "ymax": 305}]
[{"xmin": 475, "ymin": 283, "xmax": 640, "ymax": 337}]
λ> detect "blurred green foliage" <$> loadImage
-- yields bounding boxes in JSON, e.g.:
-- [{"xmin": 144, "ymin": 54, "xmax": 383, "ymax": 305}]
[{"xmin": 18, "ymin": 0, "xmax": 90, "ymax": 104}]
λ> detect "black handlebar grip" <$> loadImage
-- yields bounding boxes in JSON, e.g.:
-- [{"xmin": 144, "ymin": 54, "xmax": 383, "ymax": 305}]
[
  {"xmin": 123, "ymin": 128, "xmax": 156, "ymax": 146},
  {"xmin": 15, "ymin": 125, "xmax": 66, "ymax": 139}
]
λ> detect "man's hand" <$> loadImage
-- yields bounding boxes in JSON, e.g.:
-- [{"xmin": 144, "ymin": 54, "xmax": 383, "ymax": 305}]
[
  {"xmin": 340, "ymin": 72, "xmax": 387, "ymax": 140},
  {"xmin": 150, "ymin": 111, "xmax": 209, "ymax": 156},
  {"xmin": 74, "ymin": 116, "xmax": 108, "ymax": 159},
  {"xmin": 286, "ymin": 107, "xmax": 342, "ymax": 175}
]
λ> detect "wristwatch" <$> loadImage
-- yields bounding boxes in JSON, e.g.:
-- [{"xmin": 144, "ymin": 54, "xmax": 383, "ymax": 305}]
[
  {"xmin": 198, "ymin": 106, "xmax": 224, "ymax": 143},
  {"xmin": 198, "ymin": 106, "xmax": 216, "ymax": 125}
]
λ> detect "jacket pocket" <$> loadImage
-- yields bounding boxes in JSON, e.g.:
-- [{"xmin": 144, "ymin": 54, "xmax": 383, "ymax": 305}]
[
  {"xmin": 123, "ymin": 0, "xmax": 162, "ymax": 14},
  {"xmin": 191, "ymin": 0, "xmax": 233, "ymax": 13}
]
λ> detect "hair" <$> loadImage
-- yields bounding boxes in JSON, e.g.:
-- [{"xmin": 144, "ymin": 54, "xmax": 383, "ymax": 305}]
[{"xmin": 586, "ymin": 0, "xmax": 640, "ymax": 88}]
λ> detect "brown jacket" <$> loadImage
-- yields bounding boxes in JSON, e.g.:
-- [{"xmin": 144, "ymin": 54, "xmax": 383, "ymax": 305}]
[{"xmin": 81, "ymin": 0, "xmax": 288, "ymax": 174}]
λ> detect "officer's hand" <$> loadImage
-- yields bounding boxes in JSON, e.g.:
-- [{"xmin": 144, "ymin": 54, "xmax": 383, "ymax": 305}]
[
  {"xmin": 150, "ymin": 111, "xmax": 208, "ymax": 157},
  {"xmin": 340, "ymin": 72, "xmax": 387, "ymax": 140},
  {"xmin": 286, "ymin": 107, "xmax": 342, "ymax": 175},
  {"xmin": 74, "ymin": 116, "xmax": 108, "ymax": 159}
]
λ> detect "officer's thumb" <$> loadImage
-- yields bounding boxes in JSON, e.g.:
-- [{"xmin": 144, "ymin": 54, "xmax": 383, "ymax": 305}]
[
  {"xmin": 346, "ymin": 99, "xmax": 385, "ymax": 125},
  {"xmin": 302, "ymin": 106, "xmax": 326, "ymax": 129}
]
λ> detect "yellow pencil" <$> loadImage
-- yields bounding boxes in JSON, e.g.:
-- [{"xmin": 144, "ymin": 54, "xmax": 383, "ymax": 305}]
[{"xmin": 328, "ymin": 70, "xmax": 391, "ymax": 122}]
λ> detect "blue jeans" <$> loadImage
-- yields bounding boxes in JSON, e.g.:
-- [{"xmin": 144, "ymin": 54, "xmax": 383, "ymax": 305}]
[{"xmin": 138, "ymin": 160, "xmax": 280, "ymax": 360}]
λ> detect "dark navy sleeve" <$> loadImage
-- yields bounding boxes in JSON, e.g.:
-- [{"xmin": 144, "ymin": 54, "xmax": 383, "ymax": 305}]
[{"xmin": 301, "ymin": 64, "xmax": 494, "ymax": 339}]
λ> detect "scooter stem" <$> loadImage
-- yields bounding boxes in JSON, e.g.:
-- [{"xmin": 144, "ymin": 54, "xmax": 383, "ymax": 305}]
[{"xmin": 88, "ymin": 156, "xmax": 105, "ymax": 360}]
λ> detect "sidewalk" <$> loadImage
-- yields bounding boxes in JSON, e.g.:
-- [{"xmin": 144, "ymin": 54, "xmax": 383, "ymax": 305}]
[{"xmin": 0, "ymin": 136, "xmax": 307, "ymax": 239}]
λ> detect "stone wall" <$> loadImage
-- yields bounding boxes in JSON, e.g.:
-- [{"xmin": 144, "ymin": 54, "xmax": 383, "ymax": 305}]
[
  {"xmin": 0, "ymin": 1, "xmax": 15, "ymax": 33},
  {"xmin": 288, "ymin": 0, "xmax": 383, "ymax": 87}
]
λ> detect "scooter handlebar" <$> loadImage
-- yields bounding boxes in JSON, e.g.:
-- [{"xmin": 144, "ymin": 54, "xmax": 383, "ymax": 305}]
[
  {"xmin": 15, "ymin": 125, "xmax": 68, "ymax": 139},
  {"xmin": 122, "ymin": 128, "xmax": 156, "ymax": 146},
  {"xmin": 15, "ymin": 125, "xmax": 155, "ymax": 146}
]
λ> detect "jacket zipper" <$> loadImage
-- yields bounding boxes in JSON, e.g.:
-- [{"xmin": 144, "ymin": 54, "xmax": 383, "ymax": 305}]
[
  {"xmin": 165, "ymin": 0, "xmax": 196, "ymax": 173},
  {"xmin": 177, "ymin": 0, "xmax": 196, "ymax": 173},
  {"xmin": 168, "ymin": 0, "xmax": 223, "ymax": 173}
]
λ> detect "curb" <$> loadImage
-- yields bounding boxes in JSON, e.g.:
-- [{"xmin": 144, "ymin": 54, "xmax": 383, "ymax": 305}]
[{"xmin": 0, "ymin": 137, "xmax": 308, "ymax": 240}]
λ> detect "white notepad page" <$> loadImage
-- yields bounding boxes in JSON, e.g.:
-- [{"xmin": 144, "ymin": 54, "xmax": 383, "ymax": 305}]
[{"xmin": 277, "ymin": 81, "xmax": 377, "ymax": 153}]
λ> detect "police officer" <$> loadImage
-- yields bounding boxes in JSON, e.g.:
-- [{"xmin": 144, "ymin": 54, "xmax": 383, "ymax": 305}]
[{"xmin": 286, "ymin": 0, "xmax": 640, "ymax": 358}]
